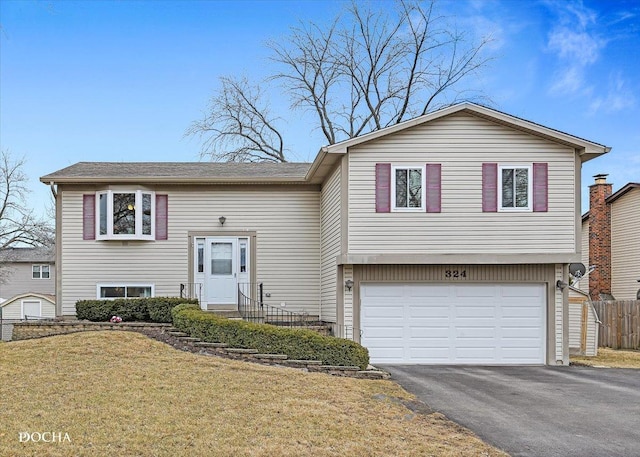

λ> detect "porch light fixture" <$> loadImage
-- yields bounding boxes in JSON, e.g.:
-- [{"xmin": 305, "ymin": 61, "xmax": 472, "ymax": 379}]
[
  {"xmin": 219, "ymin": 216, "xmax": 226, "ymax": 226},
  {"xmin": 556, "ymin": 280, "xmax": 568, "ymax": 290},
  {"xmin": 345, "ymin": 279, "xmax": 354, "ymax": 291}
]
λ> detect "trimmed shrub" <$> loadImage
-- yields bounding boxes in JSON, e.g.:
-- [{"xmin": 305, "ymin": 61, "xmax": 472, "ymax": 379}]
[
  {"xmin": 171, "ymin": 304, "xmax": 370, "ymax": 369},
  {"xmin": 76, "ymin": 297, "xmax": 199, "ymax": 323}
]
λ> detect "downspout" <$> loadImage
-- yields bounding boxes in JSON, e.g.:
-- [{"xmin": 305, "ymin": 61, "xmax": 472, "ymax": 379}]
[{"xmin": 49, "ymin": 182, "xmax": 57, "ymax": 199}]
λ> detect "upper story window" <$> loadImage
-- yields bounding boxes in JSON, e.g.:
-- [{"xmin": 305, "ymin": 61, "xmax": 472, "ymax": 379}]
[
  {"xmin": 499, "ymin": 165, "xmax": 532, "ymax": 211},
  {"xmin": 97, "ymin": 190, "xmax": 155, "ymax": 240},
  {"xmin": 392, "ymin": 166, "xmax": 426, "ymax": 211},
  {"xmin": 32, "ymin": 265, "xmax": 50, "ymax": 279}
]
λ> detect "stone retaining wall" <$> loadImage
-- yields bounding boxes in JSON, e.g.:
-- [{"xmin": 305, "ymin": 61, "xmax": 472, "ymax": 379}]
[
  {"xmin": 9, "ymin": 321, "xmax": 389, "ymax": 380},
  {"xmin": 11, "ymin": 321, "xmax": 171, "ymax": 341}
]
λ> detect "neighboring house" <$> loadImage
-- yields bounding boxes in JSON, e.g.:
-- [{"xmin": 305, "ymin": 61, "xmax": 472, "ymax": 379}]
[
  {"xmin": 580, "ymin": 177, "xmax": 640, "ymax": 301},
  {"xmin": 0, "ymin": 247, "xmax": 55, "ymax": 302},
  {"xmin": 40, "ymin": 103, "xmax": 610, "ymax": 365}
]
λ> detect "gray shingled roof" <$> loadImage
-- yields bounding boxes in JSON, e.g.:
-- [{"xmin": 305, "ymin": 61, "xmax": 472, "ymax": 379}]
[
  {"xmin": 40, "ymin": 162, "xmax": 312, "ymax": 183},
  {"xmin": 0, "ymin": 247, "xmax": 55, "ymax": 263}
]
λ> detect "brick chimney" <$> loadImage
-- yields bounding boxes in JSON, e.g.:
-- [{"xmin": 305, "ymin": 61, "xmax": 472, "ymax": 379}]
[{"xmin": 588, "ymin": 174, "xmax": 613, "ymax": 300}]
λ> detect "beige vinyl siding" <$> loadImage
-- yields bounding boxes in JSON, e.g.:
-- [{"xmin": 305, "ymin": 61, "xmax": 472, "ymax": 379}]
[
  {"xmin": 578, "ymin": 219, "xmax": 589, "ymax": 294},
  {"xmin": 0, "ymin": 301, "xmax": 22, "ymax": 319},
  {"xmin": 0, "ymin": 263, "xmax": 55, "ymax": 301},
  {"xmin": 568, "ymin": 298, "xmax": 598, "ymax": 357},
  {"xmin": 320, "ymin": 165, "xmax": 341, "ymax": 322},
  {"xmin": 59, "ymin": 186, "xmax": 320, "ymax": 316},
  {"xmin": 568, "ymin": 300, "xmax": 581, "ymax": 349},
  {"xmin": 611, "ymin": 189, "xmax": 640, "ymax": 300},
  {"xmin": 348, "ymin": 112, "xmax": 577, "ymax": 255},
  {"xmin": 350, "ymin": 263, "xmax": 565, "ymax": 364}
]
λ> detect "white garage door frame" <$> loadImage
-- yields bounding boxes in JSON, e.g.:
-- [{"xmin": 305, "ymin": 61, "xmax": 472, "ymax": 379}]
[{"xmin": 361, "ymin": 282, "xmax": 547, "ymax": 365}]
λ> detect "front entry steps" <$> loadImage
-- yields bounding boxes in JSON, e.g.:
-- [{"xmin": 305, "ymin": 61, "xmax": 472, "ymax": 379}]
[
  {"xmin": 205, "ymin": 305, "xmax": 242, "ymax": 320},
  {"xmin": 151, "ymin": 327, "xmax": 389, "ymax": 380}
]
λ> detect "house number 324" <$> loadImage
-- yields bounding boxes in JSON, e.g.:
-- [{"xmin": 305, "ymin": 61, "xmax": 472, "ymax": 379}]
[{"xmin": 445, "ymin": 270, "xmax": 467, "ymax": 279}]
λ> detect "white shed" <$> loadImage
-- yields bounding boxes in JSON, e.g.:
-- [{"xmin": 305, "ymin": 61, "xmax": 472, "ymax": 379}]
[{"xmin": 0, "ymin": 293, "xmax": 56, "ymax": 341}]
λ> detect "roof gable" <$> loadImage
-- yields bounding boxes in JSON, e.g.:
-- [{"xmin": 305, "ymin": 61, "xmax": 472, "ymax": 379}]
[{"xmin": 323, "ymin": 103, "xmax": 610, "ymax": 161}]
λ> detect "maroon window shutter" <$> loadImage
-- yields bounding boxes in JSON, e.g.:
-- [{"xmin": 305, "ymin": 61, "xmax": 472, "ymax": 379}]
[
  {"xmin": 83, "ymin": 194, "xmax": 95, "ymax": 240},
  {"xmin": 533, "ymin": 163, "xmax": 548, "ymax": 212},
  {"xmin": 155, "ymin": 194, "xmax": 168, "ymax": 240},
  {"xmin": 425, "ymin": 163, "xmax": 441, "ymax": 213},
  {"xmin": 375, "ymin": 163, "xmax": 391, "ymax": 213},
  {"xmin": 482, "ymin": 163, "xmax": 498, "ymax": 212}
]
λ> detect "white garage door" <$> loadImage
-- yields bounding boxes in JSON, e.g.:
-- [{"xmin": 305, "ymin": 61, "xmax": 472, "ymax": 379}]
[{"xmin": 361, "ymin": 283, "xmax": 546, "ymax": 365}]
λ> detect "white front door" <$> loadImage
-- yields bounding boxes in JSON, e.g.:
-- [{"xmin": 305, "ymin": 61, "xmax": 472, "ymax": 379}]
[{"xmin": 206, "ymin": 238, "xmax": 237, "ymax": 305}]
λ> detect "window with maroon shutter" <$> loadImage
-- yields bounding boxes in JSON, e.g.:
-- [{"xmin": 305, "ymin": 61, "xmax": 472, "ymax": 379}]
[
  {"xmin": 375, "ymin": 163, "xmax": 391, "ymax": 213},
  {"xmin": 532, "ymin": 163, "xmax": 548, "ymax": 212},
  {"xmin": 425, "ymin": 163, "xmax": 441, "ymax": 213},
  {"xmin": 83, "ymin": 194, "xmax": 96, "ymax": 240},
  {"xmin": 482, "ymin": 163, "xmax": 498, "ymax": 212},
  {"xmin": 155, "ymin": 194, "xmax": 168, "ymax": 240},
  {"xmin": 90, "ymin": 190, "xmax": 159, "ymax": 240}
]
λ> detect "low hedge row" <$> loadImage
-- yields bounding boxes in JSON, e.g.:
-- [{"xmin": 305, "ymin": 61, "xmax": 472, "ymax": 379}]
[
  {"xmin": 76, "ymin": 297, "xmax": 199, "ymax": 323},
  {"xmin": 171, "ymin": 304, "xmax": 370, "ymax": 369}
]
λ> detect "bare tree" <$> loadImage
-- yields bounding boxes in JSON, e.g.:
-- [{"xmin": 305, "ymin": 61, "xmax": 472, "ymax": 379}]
[
  {"xmin": 187, "ymin": 77, "xmax": 286, "ymax": 163},
  {"xmin": 189, "ymin": 0, "xmax": 492, "ymax": 162},
  {"xmin": 0, "ymin": 151, "xmax": 54, "ymax": 249}
]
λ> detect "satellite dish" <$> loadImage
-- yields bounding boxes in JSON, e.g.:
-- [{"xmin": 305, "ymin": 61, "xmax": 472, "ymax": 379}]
[{"xmin": 569, "ymin": 263, "xmax": 587, "ymax": 279}]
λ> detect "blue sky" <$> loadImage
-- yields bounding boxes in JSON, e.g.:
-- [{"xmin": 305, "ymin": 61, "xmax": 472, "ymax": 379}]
[{"xmin": 1, "ymin": 0, "xmax": 639, "ymax": 216}]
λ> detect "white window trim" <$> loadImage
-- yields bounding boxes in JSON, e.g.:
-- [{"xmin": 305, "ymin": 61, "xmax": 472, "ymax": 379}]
[
  {"xmin": 96, "ymin": 190, "xmax": 155, "ymax": 240},
  {"xmin": 391, "ymin": 165, "xmax": 427, "ymax": 212},
  {"xmin": 21, "ymin": 300, "xmax": 42, "ymax": 319},
  {"xmin": 498, "ymin": 164, "xmax": 533, "ymax": 212},
  {"xmin": 32, "ymin": 264, "xmax": 51, "ymax": 279},
  {"xmin": 96, "ymin": 283, "xmax": 155, "ymax": 300}
]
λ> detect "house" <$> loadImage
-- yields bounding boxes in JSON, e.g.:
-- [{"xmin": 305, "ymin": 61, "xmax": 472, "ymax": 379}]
[
  {"xmin": 0, "ymin": 247, "xmax": 55, "ymax": 303},
  {"xmin": 580, "ymin": 177, "xmax": 640, "ymax": 300},
  {"xmin": 40, "ymin": 103, "xmax": 610, "ymax": 365},
  {"xmin": 0, "ymin": 247, "xmax": 56, "ymax": 341}
]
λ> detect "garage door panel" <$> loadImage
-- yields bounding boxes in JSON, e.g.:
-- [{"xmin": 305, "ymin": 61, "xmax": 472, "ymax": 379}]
[
  {"xmin": 454, "ymin": 327, "xmax": 497, "ymax": 338},
  {"xmin": 361, "ymin": 283, "xmax": 546, "ymax": 365},
  {"xmin": 501, "ymin": 327, "xmax": 541, "ymax": 338},
  {"xmin": 410, "ymin": 327, "xmax": 450, "ymax": 338},
  {"xmin": 502, "ymin": 307, "xmax": 542, "ymax": 318},
  {"xmin": 364, "ymin": 327, "xmax": 404, "ymax": 338},
  {"xmin": 361, "ymin": 284, "xmax": 404, "ymax": 297},
  {"xmin": 501, "ymin": 285, "xmax": 543, "ymax": 297},
  {"xmin": 409, "ymin": 306, "xmax": 450, "ymax": 318},
  {"xmin": 455, "ymin": 306, "xmax": 496, "ymax": 318},
  {"xmin": 500, "ymin": 337, "xmax": 543, "ymax": 348},
  {"xmin": 362, "ymin": 306, "xmax": 405, "ymax": 319},
  {"xmin": 409, "ymin": 285, "xmax": 450, "ymax": 297},
  {"xmin": 454, "ymin": 285, "xmax": 496, "ymax": 297}
]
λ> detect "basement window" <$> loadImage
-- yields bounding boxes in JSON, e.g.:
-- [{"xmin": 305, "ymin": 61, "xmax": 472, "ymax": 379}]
[{"xmin": 97, "ymin": 284, "xmax": 154, "ymax": 299}]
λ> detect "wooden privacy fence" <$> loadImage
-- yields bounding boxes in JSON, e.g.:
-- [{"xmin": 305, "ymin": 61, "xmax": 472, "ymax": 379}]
[{"xmin": 593, "ymin": 300, "xmax": 640, "ymax": 349}]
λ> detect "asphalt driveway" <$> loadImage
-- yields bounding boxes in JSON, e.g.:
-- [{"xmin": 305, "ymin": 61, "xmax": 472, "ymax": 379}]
[{"xmin": 380, "ymin": 365, "xmax": 640, "ymax": 457}]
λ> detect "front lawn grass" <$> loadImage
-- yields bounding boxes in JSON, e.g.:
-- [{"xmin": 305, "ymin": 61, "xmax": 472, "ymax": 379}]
[
  {"xmin": 572, "ymin": 347, "xmax": 640, "ymax": 369},
  {"xmin": 0, "ymin": 331, "xmax": 506, "ymax": 456}
]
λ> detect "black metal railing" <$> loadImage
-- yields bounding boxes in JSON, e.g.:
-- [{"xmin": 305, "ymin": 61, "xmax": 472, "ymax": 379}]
[
  {"xmin": 237, "ymin": 283, "xmax": 313, "ymax": 329},
  {"xmin": 179, "ymin": 283, "xmax": 202, "ymax": 303}
]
